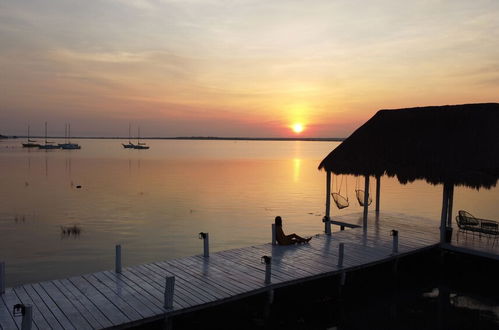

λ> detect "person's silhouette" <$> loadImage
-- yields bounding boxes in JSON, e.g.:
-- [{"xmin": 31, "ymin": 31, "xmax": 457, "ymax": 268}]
[{"xmin": 274, "ymin": 216, "xmax": 311, "ymax": 245}]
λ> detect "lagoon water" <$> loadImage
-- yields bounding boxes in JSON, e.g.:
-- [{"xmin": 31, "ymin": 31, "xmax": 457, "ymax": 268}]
[{"xmin": 1, "ymin": 138, "xmax": 498, "ymax": 287}]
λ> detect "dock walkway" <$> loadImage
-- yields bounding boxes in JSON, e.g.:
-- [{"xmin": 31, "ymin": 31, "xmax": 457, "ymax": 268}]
[{"xmin": 1, "ymin": 212, "xmax": 440, "ymax": 329}]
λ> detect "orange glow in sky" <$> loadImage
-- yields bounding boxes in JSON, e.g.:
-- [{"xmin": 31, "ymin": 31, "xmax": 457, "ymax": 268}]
[{"xmin": 0, "ymin": 1, "xmax": 498, "ymax": 138}]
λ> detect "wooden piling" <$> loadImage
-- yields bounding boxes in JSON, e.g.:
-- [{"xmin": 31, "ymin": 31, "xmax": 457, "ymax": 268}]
[
  {"xmin": 115, "ymin": 245, "xmax": 122, "ymax": 273},
  {"xmin": 271, "ymin": 224, "xmax": 276, "ymax": 245},
  {"xmin": 21, "ymin": 305, "xmax": 32, "ymax": 330},
  {"xmin": 164, "ymin": 276, "xmax": 175, "ymax": 309},
  {"xmin": 391, "ymin": 230, "xmax": 399, "ymax": 254},
  {"xmin": 338, "ymin": 243, "xmax": 344, "ymax": 268},
  {"xmin": 0, "ymin": 262, "xmax": 4, "ymax": 294}
]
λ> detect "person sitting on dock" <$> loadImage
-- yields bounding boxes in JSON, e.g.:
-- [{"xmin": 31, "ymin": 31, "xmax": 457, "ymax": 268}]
[{"xmin": 275, "ymin": 216, "xmax": 312, "ymax": 245}]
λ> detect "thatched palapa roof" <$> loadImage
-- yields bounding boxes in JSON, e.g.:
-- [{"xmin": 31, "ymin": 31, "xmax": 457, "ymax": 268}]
[{"xmin": 318, "ymin": 103, "xmax": 499, "ymax": 189}]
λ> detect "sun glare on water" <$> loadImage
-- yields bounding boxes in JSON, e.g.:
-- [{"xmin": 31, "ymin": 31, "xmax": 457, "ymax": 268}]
[{"xmin": 292, "ymin": 123, "xmax": 304, "ymax": 134}]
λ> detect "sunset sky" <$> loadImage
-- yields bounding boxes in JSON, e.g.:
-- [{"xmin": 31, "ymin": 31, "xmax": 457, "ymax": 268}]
[{"xmin": 1, "ymin": 0, "xmax": 498, "ymax": 137}]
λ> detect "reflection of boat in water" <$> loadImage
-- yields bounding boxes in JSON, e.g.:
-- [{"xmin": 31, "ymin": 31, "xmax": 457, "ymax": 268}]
[
  {"xmin": 58, "ymin": 123, "xmax": 81, "ymax": 149},
  {"xmin": 132, "ymin": 127, "xmax": 149, "ymax": 149},
  {"xmin": 22, "ymin": 125, "xmax": 40, "ymax": 148},
  {"xmin": 38, "ymin": 122, "xmax": 61, "ymax": 150},
  {"xmin": 122, "ymin": 123, "xmax": 135, "ymax": 148}
]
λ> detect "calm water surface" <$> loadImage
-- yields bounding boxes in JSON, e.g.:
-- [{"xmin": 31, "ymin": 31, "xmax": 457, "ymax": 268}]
[{"xmin": 1, "ymin": 139, "xmax": 498, "ymax": 286}]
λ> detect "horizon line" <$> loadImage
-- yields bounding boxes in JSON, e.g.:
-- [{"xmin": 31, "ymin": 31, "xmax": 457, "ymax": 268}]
[{"xmin": 1, "ymin": 135, "xmax": 345, "ymax": 142}]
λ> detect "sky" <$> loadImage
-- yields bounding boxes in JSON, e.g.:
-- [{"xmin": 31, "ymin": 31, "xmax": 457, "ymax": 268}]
[{"xmin": 1, "ymin": 0, "xmax": 498, "ymax": 138}]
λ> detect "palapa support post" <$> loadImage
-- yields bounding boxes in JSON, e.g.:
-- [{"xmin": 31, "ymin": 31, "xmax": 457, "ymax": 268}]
[
  {"xmin": 445, "ymin": 184, "xmax": 454, "ymax": 242},
  {"xmin": 375, "ymin": 175, "xmax": 381, "ymax": 214},
  {"xmin": 325, "ymin": 218, "xmax": 331, "ymax": 235},
  {"xmin": 262, "ymin": 256, "xmax": 272, "ymax": 285},
  {"xmin": 362, "ymin": 175, "xmax": 369, "ymax": 228},
  {"xmin": 337, "ymin": 243, "xmax": 344, "ymax": 268},
  {"xmin": 391, "ymin": 230, "xmax": 399, "ymax": 254},
  {"xmin": 440, "ymin": 183, "xmax": 450, "ymax": 244},
  {"xmin": 115, "ymin": 245, "xmax": 122, "ymax": 273},
  {"xmin": 22, "ymin": 305, "xmax": 32, "ymax": 330},
  {"xmin": 0, "ymin": 261, "xmax": 5, "ymax": 294},
  {"xmin": 199, "ymin": 232, "xmax": 209, "ymax": 257},
  {"xmin": 324, "ymin": 171, "xmax": 332, "ymax": 234},
  {"xmin": 271, "ymin": 224, "xmax": 276, "ymax": 245},
  {"xmin": 164, "ymin": 276, "xmax": 175, "ymax": 309}
]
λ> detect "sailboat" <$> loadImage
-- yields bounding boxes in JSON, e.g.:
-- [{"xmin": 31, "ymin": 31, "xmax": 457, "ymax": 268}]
[
  {"xmin": 38, "ymin": 122, "xmax": 61, "ymax": 150},
  {"xmin": 22, "ymin": 125, "xmax": 40, "ymax": 148},
  {"xmin": 132, "ymin": 127, "xmax": 150, "ymax": 149},
  {"xmin": 122, "ymin": 123, "xmax": 135, "ymax": 148},
  {"xmin": 59, "ymin": 123, "xmax": 81, "ymax": 149}
]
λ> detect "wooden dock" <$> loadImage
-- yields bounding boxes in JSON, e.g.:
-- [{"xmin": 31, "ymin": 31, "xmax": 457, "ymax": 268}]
[{"xmin": 0, "ymin": 212, "xmax": 445, "ymax": 329}]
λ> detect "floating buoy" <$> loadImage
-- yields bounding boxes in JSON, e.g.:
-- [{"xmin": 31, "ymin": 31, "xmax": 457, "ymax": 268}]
[{"xmin": 76, "ymin": 185, "xmax": 82, "ymax": 189}]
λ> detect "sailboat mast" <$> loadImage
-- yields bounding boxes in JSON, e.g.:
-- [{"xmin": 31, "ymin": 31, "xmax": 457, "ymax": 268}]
[
  {"xmin": 129, "ymin": 123, "xmax": 131, "ymax": 143},
  {"xmin": 137, "ymin": 127, "xmax": 140, "ymax": 144},
  {"xmin": 45, "ymin": 122, "xmax": 48, "ymax": 144},
  {"xmin": 68, "ymin": 123, "xmax": 71, "ymax": 143},
  {"xmin": 27, "ymin": 125, "xmax": 30, "ymax": 141}
]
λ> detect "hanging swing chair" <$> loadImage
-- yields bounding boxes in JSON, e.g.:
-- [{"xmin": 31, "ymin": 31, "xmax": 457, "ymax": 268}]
[
  {"xmin": 331, "ymin": 174, "xmax": 349, "ymax": 209},
  {"xmin": 355, "ymin": 177, "xmax": 372, "ymax": 207}
]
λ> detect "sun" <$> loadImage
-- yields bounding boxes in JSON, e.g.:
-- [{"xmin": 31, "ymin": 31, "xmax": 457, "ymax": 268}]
[{"xmin": 292, "ymin": 123, "xmax": 304, "ymax": 134}]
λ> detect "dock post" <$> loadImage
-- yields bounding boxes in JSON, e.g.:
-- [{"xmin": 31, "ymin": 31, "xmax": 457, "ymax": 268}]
[
  {"xmin": 391, "ymin": 230, "xmax": 398, "ymax": 254},
  {"xmin": 337, "ymin": 243, "xmax": 344, "ymax": 268},
  {"xmin": 362, "ymin": 176, "xmax": 369, "ymax": 228},
  {"xmin": 325, "ymin": 219, "xmax": 331, "ymax": 235},
  {"xmin": 164, "ymin": 276, "xmax": 175, "ymax": 309},
  {"xmin": 375, "ymin": 175, "xmax": 381, "ymax": 214},
  {"xmin": 21, "ymin": 305, "xmax": 32, "ymax": 330},
  {"xmin": 0, "ymin": 261, "xmax": 4, "ymax": 294},
  {"xmin": 271, "ymin": 224, "xmax": 276, "ymax": 245},
  {"xmin": 199, "ymin": 232, "xmax": 209, "ymax": 257},
  {"xmin": 115, "ymin": 245, "xmax": 122, "ymax": 273},
  {"xmin": 262, "ymin": 256, "xmax": 272, "ymax": 284}
]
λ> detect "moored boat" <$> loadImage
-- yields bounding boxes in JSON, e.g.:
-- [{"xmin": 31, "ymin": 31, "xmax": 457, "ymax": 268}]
[
  {"xmin": 132, "ymin": 127, "xmax": 150, "ymax": 149},
  {"xmin": 122, "ymin": 123, "xmax": 135, "ymax": 148},
  {"xmin": 22, "ymin": 125, "xmax": 40, "ymax": 148},
  {"xmin": 58, "ymin": 123, "xmax": 81, "ymax": 149},
  {"xmin": 38, "ymin": 122, "xmax": 61, "ymax": 150}
]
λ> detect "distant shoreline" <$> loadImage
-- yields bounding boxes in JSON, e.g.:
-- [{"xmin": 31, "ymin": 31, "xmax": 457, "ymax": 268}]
[{"xmin": 3, "ymin": 136, "xmax": 345, "ymax": 142}]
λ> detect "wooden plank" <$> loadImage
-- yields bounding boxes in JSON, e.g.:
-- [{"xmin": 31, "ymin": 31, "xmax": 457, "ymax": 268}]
[
  {"xmin": 139, "ymin": 264, "xmax": 208, "ymax": 306},
  {"xmin": 12, "ymin": 286, "xmax": 49, "ymax": 330},
  {"xmin": 81, "ymin": 274, "xmax": 145, "ymax": 321},
  {"xmin": 1, "ymin": 288, "xmax": 23, "ymax": 330},
  {"xmin": 69, "ymin": 276, "xmax": 130, "ymax": 326},
  {"xmin": 52, "ymin": 279, "xmax": 109, "ymax": 330},
  {"xmin": 31, "ymin": 283, "xmax": 75, "ymax": 330},
  {"xmin": 39, "ymin": 281, "xmax": 92, "ymax": 330},
  {"xmin": 118, "ymin": 269, "xmax": 185, "ymax": 310},
  {"xmin": 153, "ymin": 261, "xmax": 228, "ymax": 301},
  {"xmin": 168, "ymin": 257, "xmax": 257, "ymax": 293},
  {"xmin": 0, "ymin": 292, "xmax": 18, "ymax": 330},
  {"xmin": 23, "ymin": 284, "xmax": 63, "ymax": 330},
  {"xmin": 213, "ymin": 250, "xmax": 297, "ymax": 283},
  {"xmin": 164, "ymin": 258, "xmax": 242, "ymax": 297},
  {"xmin": 91, "ymin": 272, "xmax": 161, "ymax": 316},
  {"xmin": 99, "ymin": 271, "xmax": 164, "ymax": 314},
  {"xmin": 125, "ymin": 266, "xmax": 192, "ymax": 308}
]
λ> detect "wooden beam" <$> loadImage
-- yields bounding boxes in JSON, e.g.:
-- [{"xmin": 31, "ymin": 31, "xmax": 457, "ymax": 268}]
[
  {"xmin": 325, "ymin": 171, "xmax": 332, "ymax": 234},
  {"xmin": 363, "ymin": 175, "xmax": 369, "ymax": 227},
  {"xmin": 440, "ymin": 183, "xmax": 449, "ymax": 243},
  {"xmin": 446, "ymin": 184, "xmax": 454, "ymax": 228},
  {"xmin": 325, "ymin": 171, "xmax": 331, "ymax": 220},
  {"xmin": 375, "ymin": 175, "xmax": 381, "ymax": 213}
]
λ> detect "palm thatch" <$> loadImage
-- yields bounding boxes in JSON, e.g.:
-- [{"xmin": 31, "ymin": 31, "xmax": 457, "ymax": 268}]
[{"xmin": 318, "ymin": 103, "xmax": 499, "ymax": 189}]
